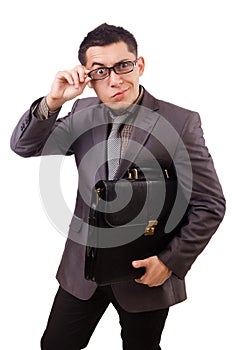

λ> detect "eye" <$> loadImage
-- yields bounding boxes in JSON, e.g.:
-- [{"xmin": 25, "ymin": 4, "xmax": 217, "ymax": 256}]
[
  {"xmin": 118, "ymin": 61, "xmax": 129, "ymax": 69},
  {"xmin": 96, "ymin": 68, "xmax": 107, "ymax": 76},
  {"xmin": 115, "ymin": 61, "xmax": 133, "ymax": 74}
]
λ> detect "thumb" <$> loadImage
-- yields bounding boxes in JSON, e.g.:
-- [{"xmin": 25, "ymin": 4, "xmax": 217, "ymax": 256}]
[{"xmin": 132, "ymin": 260, "xmax": 146, "ymax": 268}]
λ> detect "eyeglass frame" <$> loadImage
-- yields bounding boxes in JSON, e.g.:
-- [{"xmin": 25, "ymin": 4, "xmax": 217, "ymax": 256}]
[{"xmin": 87, "ymin": 60, "xmax": 138, "ymax": 81}]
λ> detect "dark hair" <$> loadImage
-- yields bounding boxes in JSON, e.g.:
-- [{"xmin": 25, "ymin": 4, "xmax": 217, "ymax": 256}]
[{"xmin": 78, "ymin": 23, "xmax": 138, "ymax": 65}]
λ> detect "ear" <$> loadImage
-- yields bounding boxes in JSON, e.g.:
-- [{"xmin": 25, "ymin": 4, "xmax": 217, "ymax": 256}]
[
  {"xmin": 87, "ymin": 80, "xmax": 94, "ymax": 88},
  {"xmin": 137, "ymin": 56, "xmax": 145, "ymax": 76}
]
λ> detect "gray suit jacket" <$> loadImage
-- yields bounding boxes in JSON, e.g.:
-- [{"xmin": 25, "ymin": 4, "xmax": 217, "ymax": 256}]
[{"xmin": 10, "ymin": 88, "xmax": 225, "ymax": 312}]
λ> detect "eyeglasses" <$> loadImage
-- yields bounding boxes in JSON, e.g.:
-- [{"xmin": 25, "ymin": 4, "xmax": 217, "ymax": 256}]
[{"xmin": 88, "ymin": 60, "xmax": 137, "ymax": 81}]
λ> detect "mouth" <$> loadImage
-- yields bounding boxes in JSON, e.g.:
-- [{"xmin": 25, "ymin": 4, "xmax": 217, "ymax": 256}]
[{"xmin": 112, "ymin": 89, "xmax": 128, "ymax": 99}]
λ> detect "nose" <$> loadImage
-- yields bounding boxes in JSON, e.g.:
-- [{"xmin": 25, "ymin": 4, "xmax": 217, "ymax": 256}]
[{"xmin": 108, "ymin": 69, "xmax": 123, "ymax": 86}]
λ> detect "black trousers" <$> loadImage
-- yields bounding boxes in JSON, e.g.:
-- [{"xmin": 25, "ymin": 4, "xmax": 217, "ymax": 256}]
[{"xmin": 41, "ymin": 285, "xmax": 169, "ymax": 350}]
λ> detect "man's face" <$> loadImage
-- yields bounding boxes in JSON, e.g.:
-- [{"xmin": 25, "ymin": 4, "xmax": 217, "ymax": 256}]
[{"xmin": 86, "ymin": 41, "xmax": 145, "ymax": 111}]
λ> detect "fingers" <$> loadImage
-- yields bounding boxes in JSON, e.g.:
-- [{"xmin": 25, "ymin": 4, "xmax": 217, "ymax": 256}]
[
  {"xmin": 132, "ymin": 256, "xmax": 172, "ymax": 287},
  {"xmin": 134, "ymin": 272, "xmax": 146, "ymax": 284},
  {"xmin": 134, "ymin": 270, "xmax": 170, "ymax": 287},
  {"xmin": 132, "ymin": 258, "xmax": 151, "ymax": 285},
  {"xmin": 56, "ymin": 65, "xmax": 91, "ymax": 88},
  {"xmin": 73, "ymin": 65, "xmax": 90, "ymax": 84}
]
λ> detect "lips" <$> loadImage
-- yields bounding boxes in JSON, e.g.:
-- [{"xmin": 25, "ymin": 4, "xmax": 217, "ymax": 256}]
[{"xmin": 112, "ymin": 89, "xmax": 128, "ymax": 98}]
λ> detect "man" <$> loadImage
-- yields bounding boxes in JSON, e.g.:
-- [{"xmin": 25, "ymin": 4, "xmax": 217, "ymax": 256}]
[{"xmin": 10, "ymin": 23, "xmax": 225, "ymax": 350}]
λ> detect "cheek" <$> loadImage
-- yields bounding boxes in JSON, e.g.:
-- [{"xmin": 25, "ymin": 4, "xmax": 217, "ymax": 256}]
[
  {"xmin": 93, "ymin": 86, "xmax": 108, "ymax": 102},
  {"xmin": 127, "ymin": 74, "xmax": 139, "ymax": 85}
]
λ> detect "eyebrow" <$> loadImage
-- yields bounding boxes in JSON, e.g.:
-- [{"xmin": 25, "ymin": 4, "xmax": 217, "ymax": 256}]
[
  {"xmin": 91, "ymin": 62, "xmax": 105, "ymax": 68},
  {"xmin": 90, "ymin": 59, "xmax": 131, "ymax": 69}
]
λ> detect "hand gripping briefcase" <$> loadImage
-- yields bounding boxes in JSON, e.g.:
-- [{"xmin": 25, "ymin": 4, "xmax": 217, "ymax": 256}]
[{"xmin": 85, "ymin": 166, "xmax": 180, "ymax": 285}]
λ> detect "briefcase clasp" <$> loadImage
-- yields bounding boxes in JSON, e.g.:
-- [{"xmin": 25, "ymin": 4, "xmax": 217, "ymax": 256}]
[
  {"xmin": 95, "ymin": 187, "xmax": 101, "ymax": 205},
  {"xmin": 128, "ymin": 168, "xmax": 139, "ymax": 180},
  {"xmin": 144, "ymin": 220, "xmax": 158, "ymax": 236}
]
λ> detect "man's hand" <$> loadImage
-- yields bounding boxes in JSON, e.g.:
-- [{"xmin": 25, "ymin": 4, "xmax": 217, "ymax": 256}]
[
  {"xmin": 46, "ymin": 65, "xmax": 91, "ymax": 111},
  {"xmin": 132, "ymin": 256, "xmax": 172, "ymax": 287}
]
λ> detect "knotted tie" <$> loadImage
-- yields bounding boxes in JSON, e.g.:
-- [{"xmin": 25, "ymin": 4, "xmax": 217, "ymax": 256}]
[{"xmin": 107, "ymin": 114, "xmax": 129, "ymax": 180}]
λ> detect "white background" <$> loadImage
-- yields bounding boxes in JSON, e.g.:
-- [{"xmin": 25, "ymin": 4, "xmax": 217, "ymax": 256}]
[{"xmin": 1, "ymin": 0, "xmax": 231, "ymax": 349}]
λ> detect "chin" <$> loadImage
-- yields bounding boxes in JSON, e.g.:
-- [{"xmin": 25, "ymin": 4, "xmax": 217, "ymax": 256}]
[{"xmin": 106, "ymin": 100, "xmax": 132, "ymax": 112}]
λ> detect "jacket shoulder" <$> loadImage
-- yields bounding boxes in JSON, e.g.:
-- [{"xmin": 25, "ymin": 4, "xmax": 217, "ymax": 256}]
[
  {"xmin": 154, "ymin": 96, "xmax": 200, "ymax": 135},
  {"xmin": 157, "ymin": 98, "xmax": 198, "ymax": 116},
  {"xmin": 142, "ymin": 89, "xmax": 198, "ymax": 119},
  {"xmin": 71, "ymin": 96, "xmax": 101, "ymax": 113}
]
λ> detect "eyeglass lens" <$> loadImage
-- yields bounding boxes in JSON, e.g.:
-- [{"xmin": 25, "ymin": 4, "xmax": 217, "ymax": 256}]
[{"xmin": 89, "ymin": 60, "xmax": 136, "ymax": 80}]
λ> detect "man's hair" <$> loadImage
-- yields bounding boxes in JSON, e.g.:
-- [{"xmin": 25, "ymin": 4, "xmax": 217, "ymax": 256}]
[{"xmin": 78, "ymin": 23, "xmax": 138, "ymax": 66}]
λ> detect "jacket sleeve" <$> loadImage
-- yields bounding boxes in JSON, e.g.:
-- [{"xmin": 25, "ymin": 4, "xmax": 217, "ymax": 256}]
[
  {"xmin": 158, "ymin": 112, "xmax": 226, "ymax": 279},
  {"xmin": 10, "ymin": 98, "xmax": 79, "ymax": 157}
]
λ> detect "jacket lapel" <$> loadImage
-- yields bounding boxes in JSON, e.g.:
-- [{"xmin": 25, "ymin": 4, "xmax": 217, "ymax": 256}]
[{"xmin": 91, "ymin": 104, "xmax": 109, "ymax": 181}]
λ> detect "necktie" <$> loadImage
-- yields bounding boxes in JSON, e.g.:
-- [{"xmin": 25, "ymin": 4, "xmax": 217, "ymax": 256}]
[{"xmin": 107, "ymin": 114, "xmax": 129, "ymax": 180}]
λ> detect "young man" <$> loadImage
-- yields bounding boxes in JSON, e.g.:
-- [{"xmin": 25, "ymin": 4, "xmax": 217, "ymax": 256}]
[{"xmin": 10, "ymin": 23, "xmax": 225, "ymax": 350}]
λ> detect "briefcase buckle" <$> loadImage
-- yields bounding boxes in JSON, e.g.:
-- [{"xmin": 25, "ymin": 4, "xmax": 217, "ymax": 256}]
[
  {"xmin": 144, "ymin": 220, "xmax": 158, "ymax": 236},
  {"xmin": 128, "ymin": 168, "xmax": 139, "ymax": 180},
  {"xmin": 95, "ymin": 187, "xmax": 101, "ymax": 205}
]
